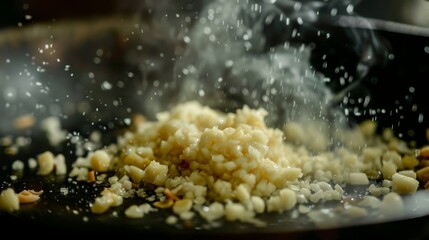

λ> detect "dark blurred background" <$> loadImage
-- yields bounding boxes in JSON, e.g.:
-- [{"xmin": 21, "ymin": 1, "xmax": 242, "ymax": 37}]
[
  {"xmin": 0, "ymin": 0, "xmax": 428, "ymax": 145},
  {"xmin": 1, "ymin": 0, "xmax": 429, "ymax": 29},
  {"xmin": 0, "ymin": 0, "xmax": 130, "ymax": 28}
]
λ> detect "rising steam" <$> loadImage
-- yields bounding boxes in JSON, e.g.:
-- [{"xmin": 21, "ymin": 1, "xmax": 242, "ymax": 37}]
[{"xmin": 143, "ymin": 0, "xmax": 389, "ymax": 149}]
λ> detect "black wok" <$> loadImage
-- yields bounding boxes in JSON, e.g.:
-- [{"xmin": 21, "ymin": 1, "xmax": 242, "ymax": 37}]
[{"xmin": 1, "ymin": 1, "xmax": 429, "ymax": 239}]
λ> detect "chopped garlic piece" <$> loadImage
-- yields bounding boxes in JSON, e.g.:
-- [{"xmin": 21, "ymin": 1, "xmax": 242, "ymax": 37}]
[
  {"xmin": 379, "ymin": 192, "xmax": 404, "ymax": 218},
  {"xmin": 0, "ymin": 188, "xmax": 19, "ymax": 212},
  {"xmin": 391, "ymin": 173, "xmax": 419, "ymax": 194},
  {"xmin": 37, "ymin": 151, "xmax": 55, "ymax": 175},
  {"xmin": 349, "ymin": 173, "xmax": 369, "ymax": 185},
  {"xmin": 90, "ymin": 150, "xmax": 111, "ymax": 172}
]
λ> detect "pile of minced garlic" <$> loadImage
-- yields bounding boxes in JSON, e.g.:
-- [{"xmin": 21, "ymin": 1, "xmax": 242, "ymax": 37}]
[{"xmin": 2, "ymin": 101, "xmax": 429, "ymax": 227}]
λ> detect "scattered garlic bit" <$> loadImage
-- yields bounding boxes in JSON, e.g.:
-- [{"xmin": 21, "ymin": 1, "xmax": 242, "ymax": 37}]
[
  {"xmin": 224, "ymin": 201, "xmax": 251, "ymax": 222},
  {"xmin": 96, "ymin": 173, "xmax": 107, "ymax": 182},
  {"xmin": 142, "ymin": 161, "xmax": 168, "ymax": 186},
  {"xmin": 402, "ymin": 155, "xmax": 419, "ymax": 169},
  {"xmin": 348, "ymin": 173, "xmax": 369, "ymax": 185},
  {"xmin": 54, "ymin": 154, "xmax": 67, "ymax": 175},
  {"xmin": 36, "ymin": 151, "xmax": 67, "ymax": 175},
  {"xmin": 123, "ymin": 152, "xmax": 150, "ymax": 170},
  {"xmin": 0, "ymin": 188, "xmax": 19, "ymax": 212},
  {"xmin": 15, "ymin": 137, "xmax": 32, "ymax": 148},
  {"xmin": 91, "ymin": 196, "xmax": 113, "ymax": 214},
  {"xmin": 13, "ymin": 114, "xmax": 36, "ymax": 130},
  {"xmin": 250, "ymin": 196, "xmax": 265, "ymax": 214},
  {"xmin": 358, "ymin": 196, "xmax": 381, "ymax": 208},
  {"xmin": 89, "ymin": 150, "xmax": 111, "ymax": 172},
  {"xmin": 89, "ymin": 130, "xmax": 102, "ymax": 144},
  {"xmin": 382, "ymin": 179, "xmax": 392, "ymax": 188},
  {"xmin": 0, "ymin": 136, "xmax": 13, "ymax": 146},
  {"xmin": 136, "ymin": 189, "xmax": 147, "ymax": 198},
  {"xmin": 69, "ymin": 167, "xmax": 89, "ymax": 181},
  {"xmin": 37, "ymin": 151, "xmax": 55, "ymax": 175},
  {"xmin": 11, "ymin": 160, "xmax": 24, "ymax": 171},
  {"xmin": 125, "ymin": 165, "xmax": 144, "ymax": 184},
  {"xmin": 60, "ymin": 187, "xmax": 69, "ymax": 196},
  {"xmin": 140, "ymin": 203, "xmax": 156, "ymax": 214},
  {"xmin": 379, "ymin": 192, "xmax": 404, "ymax": 218},
  {"xmin": 91, "ymin": 189, "xmax": 123, "ymax": 214},
  {"xmin": 267, "ymin": 189, "xmax": 297, "ymax": 212},
  {"xmin": 73, "ymin": 157, "xmax": 91, "ymax": 168},
  {"xmin": 28, "ymin": 158, "xmax": 37, "ymax": 169},
  {"xmin": 179, "ymin": 211, "xmax": 195, "ymax": 220},
  {"xmin": 398, "ymin": 170, "xmax": 417, "ymax": 179},
  {"xmin": 298, "ymin": 204, "xmax": 311, "ymax": 214},
  {"xmin": 124, "ymin": 203, "xmax": 157, "ymax": 219},
  {"xmin": 5, "ymin": 146, "xmax": 18, "ymax": 155},
  {"xmin": 199, "ymin": 202, "xmax": 225, "ymax": 222},
  {"xmin": 124, "ymin": 205, "xmax": 144, "ymax": 219},
  {"xmin": 344, "ymin": 205, "xmax": 368, "ymax": 218},
  {"xmin": 359, "ymin": 120, "xmax": 377, "ymax": 138},
  {"xmin": 166, "ymin": 215, "xmax": 178, "ymax": 225},
  {"xmin": 172, "ymin": 199, "xmax": 193, "ymax": 215},
  {"xmin": 18, "ymin": 190, "xmax": 43, "ymax": 203},
  {"xmin": 40, "ymin": 116, "xmax": 67, "ymax": 146},
  {"xmin": 382, "ymin": 161, "xmax": 397, "ymax": 180},
  {"xmin": 235, "ymin": 184, "xmax": 250, "ymax": 203},
  {"xmin": 391, "ymin": 173, "xmax": 419, "ymax": 194},
  {"xmin": 368, "ymin": 184, "xmax": 391, "ymax": 197}
]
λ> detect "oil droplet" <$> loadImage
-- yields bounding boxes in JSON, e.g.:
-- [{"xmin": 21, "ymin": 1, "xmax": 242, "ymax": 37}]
[{"xmin": 101, "ymin": 81, "xmax": 112, "ymax": 90}]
